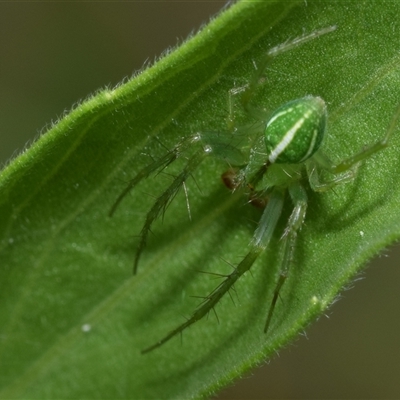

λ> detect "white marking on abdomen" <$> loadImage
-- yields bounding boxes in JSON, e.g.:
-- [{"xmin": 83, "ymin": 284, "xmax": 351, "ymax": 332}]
[
  {"xmin": 268, "ymin": 110, "xmax": 311, "ymax": 163},
  {"xmin": 299, "ymin": 128, "xmax": 318, "ymax": 162}
]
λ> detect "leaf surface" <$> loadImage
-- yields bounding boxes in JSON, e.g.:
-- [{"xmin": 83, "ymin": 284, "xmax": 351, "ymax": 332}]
[{"xmin": 1, "ymin": 1, "xmax": 400, "ymax": 398}]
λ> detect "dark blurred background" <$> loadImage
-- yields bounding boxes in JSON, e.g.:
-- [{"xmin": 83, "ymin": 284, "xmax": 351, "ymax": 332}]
[{"xmin": 1, "ymin": 2, "xmax": 399, "ymax": 399}]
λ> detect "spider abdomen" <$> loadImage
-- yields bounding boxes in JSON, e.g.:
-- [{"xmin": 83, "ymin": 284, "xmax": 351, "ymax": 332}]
[{"xmin": 265, "ymin": 96, "xmax": 327, "ymax": 164}]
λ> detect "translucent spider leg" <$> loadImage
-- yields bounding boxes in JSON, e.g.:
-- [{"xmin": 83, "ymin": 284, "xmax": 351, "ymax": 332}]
[
  {"xmin": 141, "ymin": 188, "xmax": 285, "ymax": 354},
  {"xmin": 308, "ymin": 102, "xmax": 400, "ymax": 191},
  {"xmin": 109, "ymin": 137, "xmax": 195, "ymax": 217},
  {"xmin": 132, "ymin": 148, "xmax": 207, "ymax": 274},
  {"xmin": 332, "ymin": 102, "xmax": 400, "ymax": 174},
  {"xmin": 264, "ymin": 182, "xmax": 307, "ymax": 333},
  {"xmin": 240, "ymin": 25, "xmax": 337, "ymax": 111}
]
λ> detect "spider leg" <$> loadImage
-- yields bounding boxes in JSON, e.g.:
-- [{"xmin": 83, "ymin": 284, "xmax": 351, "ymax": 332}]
[
  {"xmin": 109, "ymin": 139, "xmax": 191, "ymax": 217},
  {"xmin": 264, "ymin": 181, "xmax": 307, "ymax": 333},
  {"xmin": 224, "ymin": 27, "xmax": 337, "ymax": 125},
  {"xmin": 111, "ymin": 130, "xmax": 248, "ymax": 276},
  {"xmin": 307, "ymin": 102, "xmax": 400, "ymax": 191},
  {"xmin": 133, "ymin": 149, "xmax": 206, "ymax": 274},
  {"xmin": 306, "ymin": 158, "xmax": 358, "ymax": 192},
  {"xmin": 240, "ymin": 26, "xmax": 337, "ymax": 111},
  {"xmin": 332, "ymin": 102, "xmax": 400, "ymax": 174},
  {"xmin": 141, "ymin": 188, "xmax": 284, "ymax": 354}
]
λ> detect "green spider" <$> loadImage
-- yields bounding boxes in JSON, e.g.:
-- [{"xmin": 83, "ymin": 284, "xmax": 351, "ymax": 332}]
[{"xmin": 110, "ymin": 26, "xmax": 400, "ymax": 353}]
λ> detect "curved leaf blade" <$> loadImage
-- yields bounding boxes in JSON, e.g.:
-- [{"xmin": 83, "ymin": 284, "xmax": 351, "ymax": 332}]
[{"xmin": 1, "ymin": 1, "xmax": 400, "ymax": 399}]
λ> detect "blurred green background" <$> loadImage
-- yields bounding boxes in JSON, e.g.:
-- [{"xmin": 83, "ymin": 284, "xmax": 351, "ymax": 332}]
[{"xmin": 1, "ymin": 2, "xmax": 399, "ymax": 399}]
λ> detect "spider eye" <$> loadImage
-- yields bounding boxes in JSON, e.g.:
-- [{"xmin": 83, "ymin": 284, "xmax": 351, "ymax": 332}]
[{"xmin": 265, "ymin": 96, "xmax": 327, "ymax": 164}]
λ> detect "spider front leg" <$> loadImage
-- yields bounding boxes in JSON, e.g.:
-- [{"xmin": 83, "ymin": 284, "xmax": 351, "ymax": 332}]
[
  {"xmin": 131, "ymin": 147, "xmax": 206, "ymax": 274},
  {"xmin": 109, "ymin": 134, "xmax": 209, "ymax": 273},
  {"xmin": 141, "ymin": 188, "xmax": 285, "ymax": 354},
  {"xmin": 109, "ymin": 134, "xmax": 208, "ymax": 218},
  {"xmin": 111, "ymin": 130, "xmax": 249, "ymax": 274},
  {"xmin": 264, "ymin": 182, "xmax": 308, "ymax": 333}
]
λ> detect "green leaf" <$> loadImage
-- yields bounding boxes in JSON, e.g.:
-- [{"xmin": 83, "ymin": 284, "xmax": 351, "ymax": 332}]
[{"xmin": 1, "ymin": 1, "xmax": 400, "ymax": 399}]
